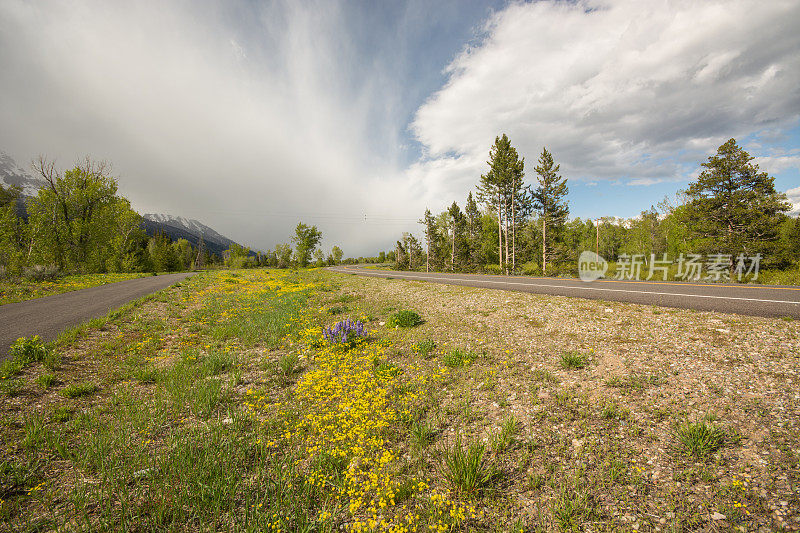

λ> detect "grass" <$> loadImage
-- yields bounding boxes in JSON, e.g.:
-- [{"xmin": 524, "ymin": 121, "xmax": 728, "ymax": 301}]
[
  {"xmin": 675, "ymin": 419, "xmax": 727, "ymax": 458},
  {"xmin": 441, "ymin": 348, "xmax": 478, "ymax": 368},
  {"xmin": 0, "ymin": 272, "xmax": 147, "ymax": 306},
  {"xmin": 411, "ymin": 339, "xmax": 436, "ymax": 358},
  {"xmin": 605, "ymin": 372, "xmax": 664, "ymax": 391},
  {"xmin": 410, "ymin": 419, "xmax": 436, "ymax": 448},
  {"xmin": 559, "ymin": 350, "xmax": 589, "ymax": 369},
  {"xmin": 0, "ymin": 267, "xmax": 784, "ymax": 531},
  {"xmin": 552, "ymin": 484, "xmax": 598, "ymax": 530},
  {"xmin": 489, "ymin": 416, "xmax": 518, "ymax": 452},
  {"xmin": 60, "ymin": 382, "xmax": 99, "ymax": 398},
  {"xmin": 279, "ymin": 353, "xmax": 300, "ymax": 376},
  {"xmin": 440, "ymin": 437, "xmax": 497, "ymax": 495},
  {"xmin": 386, "ymin": 309, "xmax": 423, "ymax": 328},
  {"xmin": 36, "ymin": 373, "xmax": 57, "ymax": 389}
]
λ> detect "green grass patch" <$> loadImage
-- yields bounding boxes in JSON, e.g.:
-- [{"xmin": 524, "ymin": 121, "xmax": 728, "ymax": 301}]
[
  {"xmin": 386, "ymin": 309, "xmax": 423, "ymax": 328},
  {"xmin": 675, "ymin": 419, "xmax": 727, "ymax": 458},
  {"xmin": 441, "ymin": 348, "xmax": 478, "ymax": 368},
  {"xmin": 559, "ymin": 350, "xmax": 589, "ymax": 369},
  {"xmin": 36, "ymin": 373, "xmax": 58, "ymax": 389},
  {"xmin": 440, "ymin": 437, "xmax": 497, "ymax": 495},
  {"xmin": 411, "ymin": 339, "xmax": 436, "ymax": 358},
  {"xmin": 60, "ymin": 382, "xmax": 99, "ymax": 398}
]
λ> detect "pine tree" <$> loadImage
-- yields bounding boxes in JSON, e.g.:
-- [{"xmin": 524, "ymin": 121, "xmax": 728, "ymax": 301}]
[
  {"xmin": 685, "ymin": 138, "xmax": 790, "ymax": 270},
  {"xmin": 465, "ymin": 192, "xmax": 483, "ymax": 268},
  {"xmin": 447, "ymin": 202, "xmax": 468, "ymax": 271},
  {"xmin": 477, "ymin": 134, "xmax": 524, "ymax": 274},
  {"xmin": 532, "ymin": 148, "xmax": 569, "ymax": 274}
]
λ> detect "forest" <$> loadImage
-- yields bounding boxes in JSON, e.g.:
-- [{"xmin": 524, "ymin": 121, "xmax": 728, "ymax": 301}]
[{"xmin": 393, "ymin": 137, "xmax": 800, "ymax": 283}]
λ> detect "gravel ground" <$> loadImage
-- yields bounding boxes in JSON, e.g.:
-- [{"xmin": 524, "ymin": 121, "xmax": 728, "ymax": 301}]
[{"xmin": 334, "ymin": 273, "xmax": 800, "ymax": 531}]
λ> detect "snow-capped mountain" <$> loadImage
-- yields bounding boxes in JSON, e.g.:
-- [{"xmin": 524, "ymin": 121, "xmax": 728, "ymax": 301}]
[
  {"xmin": 0, "ymin": 151, "xmax": 46, "ymax": 196},
  {"xmin": 141, "ymin": 213, "xmax": 240, "ymax": 256}
]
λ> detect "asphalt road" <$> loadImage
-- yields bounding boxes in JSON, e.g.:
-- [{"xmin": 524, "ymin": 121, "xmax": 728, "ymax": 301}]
[
  {"xmin": 328, "ymin": 266, "xmax": 800, "ymax": 319},
  {"xmin": 0, "ymin": 273, "xmax": 194, "ymax": 359}
]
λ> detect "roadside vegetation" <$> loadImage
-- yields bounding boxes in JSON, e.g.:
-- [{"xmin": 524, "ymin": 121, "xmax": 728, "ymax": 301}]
[
  {"xmin": 0, "ymin": 272, "xmax": 148, "ymax": 306},
  {"xmin": 392, "ymin": 137, "xmax": 800, "ymax": 283},
  {"xmin": 1, "ymin": 268, "xmax": 797, "ymax": 531}
]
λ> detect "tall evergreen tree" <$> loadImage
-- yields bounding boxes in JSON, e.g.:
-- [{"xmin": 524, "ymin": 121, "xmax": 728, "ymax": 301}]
[
  {"xmin": 447, "ymin": 202, "xmax": 468, "ymax": 271},
  {"xmin": 477, "ymin": 134, "xmax": 524, "ymax": 274},
  {"xmin": 464, "ymin": 192, "xmax": 483, "ymax": 268},
  {"xmin": 532, "ymin": 148, "xmax": 569, "ymax": 274},
  {"xmin": 684, "ymin": 138, "xmax": 790, "ymax": 270}
]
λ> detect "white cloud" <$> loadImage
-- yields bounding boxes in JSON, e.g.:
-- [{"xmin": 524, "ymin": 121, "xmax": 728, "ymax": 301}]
[
  {"xmin": 754, "ymin": 154, "xmax": 800, "ymax": 174},
  {"xmin": 410, "ymin": 0, "xmax": 800, "ymax": 196},
  {"xmin": 787, "ymin": 186, "xmax": 800, "ymax": 216},
  {"xmin": 0, "ymin": 1, "xmax": 417, "ymax": 254}
]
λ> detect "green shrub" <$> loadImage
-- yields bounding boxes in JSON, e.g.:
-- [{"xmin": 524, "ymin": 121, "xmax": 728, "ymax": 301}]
[
  {"xmin": 9, "ymin": 335, "xmax": 49, "ymax": 363},
  {"xmin": 386, "ymin": 310, "xmax": 423, "ymax": 328}
]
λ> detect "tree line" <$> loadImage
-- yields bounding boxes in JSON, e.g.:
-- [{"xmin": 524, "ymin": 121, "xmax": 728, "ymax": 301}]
[
  {"xmin": 394, "ymin": 136, "xmax": 799, "ymax": 277},
  {"xmin": 0, "ymin": 157, "xmax": 220, "ymax": 277},
  {"xmin": 0, "ymin": 157, "xmax": 362, "ymax": 277}
]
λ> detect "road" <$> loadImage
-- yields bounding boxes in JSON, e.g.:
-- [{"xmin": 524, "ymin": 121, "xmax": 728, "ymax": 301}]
[
  {"xmin": 328, "ymin": 266, "xmax": 800, "ymax": 319},
  {"xmin": 0, "ymin": 273, "xmax": 194, "ymax": 359}
]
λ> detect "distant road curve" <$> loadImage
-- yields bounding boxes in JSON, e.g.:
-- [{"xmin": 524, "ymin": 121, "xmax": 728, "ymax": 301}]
[
  {"xmin": 327, "ymin": 265, "xmax": 800, "ymax": 319},
  {"xmin": 0, "ymin": 273, "xmax": 194, "ymax": 359}
]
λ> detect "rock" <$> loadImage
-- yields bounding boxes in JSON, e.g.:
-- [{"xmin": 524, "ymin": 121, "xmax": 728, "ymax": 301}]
[{"xmin": 711, "ymin": 512, "xmax": 726, "ymax": 520}]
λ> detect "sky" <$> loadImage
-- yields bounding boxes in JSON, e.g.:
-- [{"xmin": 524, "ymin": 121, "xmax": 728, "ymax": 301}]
[{"xmin": 1, "ymin": 0, "xmax": 799, "ymax": 256}]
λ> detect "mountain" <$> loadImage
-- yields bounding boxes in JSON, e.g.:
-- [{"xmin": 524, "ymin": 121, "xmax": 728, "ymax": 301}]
[
  {"xmin": 1, "ymin": 150, "xmax": 248, "ymax": 258},
  {"xmin": 0, "ymin": 151, "xmax": 46, "ymax": 196},
  {"xmin": 141, "ymin": 214, "xmax": 244, "ymax": 257}
]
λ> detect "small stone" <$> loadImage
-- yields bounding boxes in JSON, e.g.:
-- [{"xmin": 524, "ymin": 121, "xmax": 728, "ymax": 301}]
[
  {"xmin": 222, "ymin": 417, "xmax": 233, "ymax": 425},
  {"xmin": 133, "ymin": 468, "xmax": 154, "ymax": 479},
  {"xmin": 711, "ymin": 512, "xmax": 726, "ymax": 520},
  {"xmin": 378, "ymin": 321, "xmax": 385, "ymax": 326}
]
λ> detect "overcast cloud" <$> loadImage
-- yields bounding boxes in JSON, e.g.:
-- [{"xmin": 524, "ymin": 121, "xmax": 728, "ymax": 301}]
[{"xmin": 0, "ymin": 0, "xmax": 798, "ymax": 255}]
